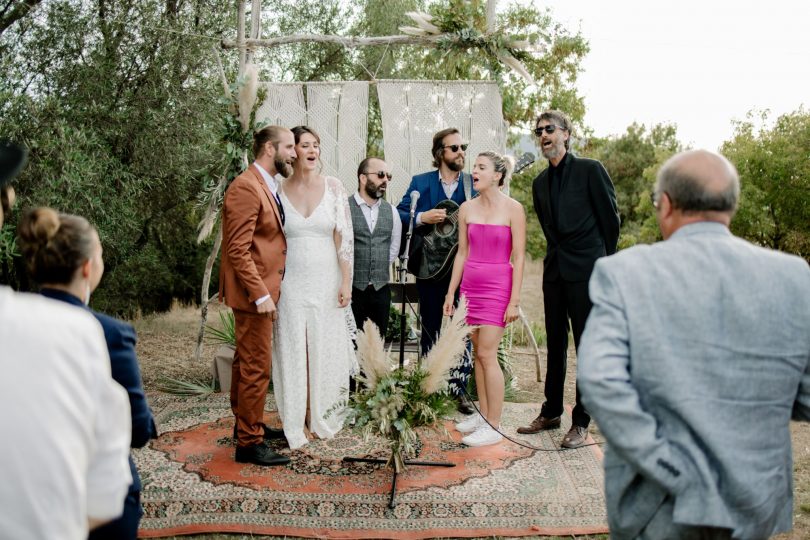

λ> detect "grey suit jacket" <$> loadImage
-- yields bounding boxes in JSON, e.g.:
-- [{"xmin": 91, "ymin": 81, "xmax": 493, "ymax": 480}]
[{"xmin": 578, "ymin": 222, "xmax": 810, "ymax": 539}]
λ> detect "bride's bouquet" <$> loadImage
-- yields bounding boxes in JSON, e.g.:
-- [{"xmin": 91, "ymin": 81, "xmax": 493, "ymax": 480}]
[{"xmin": 341, "ymin": 299, "xmax": 472, "ymax": 472}]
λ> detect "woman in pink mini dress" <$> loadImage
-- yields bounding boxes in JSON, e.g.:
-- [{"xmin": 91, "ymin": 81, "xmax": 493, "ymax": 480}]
[{"xmin": 443, "ymin": 151, "xmax": 526, "ymax": 447}]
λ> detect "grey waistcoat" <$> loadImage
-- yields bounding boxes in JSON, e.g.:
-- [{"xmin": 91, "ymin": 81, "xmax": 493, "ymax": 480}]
[{"xmin": 349, "ymin": 196, "xmax": 393, "ymax": 291}]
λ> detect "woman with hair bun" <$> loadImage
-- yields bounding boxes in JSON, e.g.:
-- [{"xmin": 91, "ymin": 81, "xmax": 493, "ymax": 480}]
[
  {"xmin": 442, "ymin": 151, "xmax": 527, "ymax": 447},
  {"xmin": 17, "ymin": 207, "xmax": 157, "ymax": 540}
]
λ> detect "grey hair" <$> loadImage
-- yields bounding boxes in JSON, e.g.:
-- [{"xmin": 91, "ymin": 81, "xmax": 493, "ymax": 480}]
[
  {"xmin": 536, "ymin": 110, "xmax": 572, "ymax": 150},
  {"xmin": 654, "ymin": 150, "xmax": 740, "ymax": 214},
  {"xmin": 478, "ymin": 151, "xmax": 516, "ymax": 187}
]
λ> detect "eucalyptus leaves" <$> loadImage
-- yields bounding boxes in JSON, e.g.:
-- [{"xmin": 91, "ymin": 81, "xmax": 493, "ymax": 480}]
[{"xmin": 341, "ymin": 299, "xmax": 472, "ymax": 472}]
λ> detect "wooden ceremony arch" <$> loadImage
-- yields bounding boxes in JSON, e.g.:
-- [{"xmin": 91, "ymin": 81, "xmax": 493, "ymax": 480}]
[{"xmin": 195, "ymin": 0, "xmax": 543, "ymax": 382}]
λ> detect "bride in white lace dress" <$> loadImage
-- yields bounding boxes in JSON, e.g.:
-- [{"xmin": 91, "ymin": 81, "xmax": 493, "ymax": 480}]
[{"xmin": 272, "ymin": 126, "xmax": 355, "ymax": 450}]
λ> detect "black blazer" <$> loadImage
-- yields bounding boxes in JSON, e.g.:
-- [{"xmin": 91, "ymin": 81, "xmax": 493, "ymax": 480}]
[
  {"xmin": 40, "ymin": 288, "xmax": 158, "ymax": 495},
  {"xmin": 532, "ymin": 152, "xmax": 620, "ymax": 282}
]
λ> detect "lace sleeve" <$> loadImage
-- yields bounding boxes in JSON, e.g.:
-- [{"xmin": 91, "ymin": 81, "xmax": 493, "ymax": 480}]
[{"xmin": 328, "ymin": 176, "xmax": 354, "ymax": 271}]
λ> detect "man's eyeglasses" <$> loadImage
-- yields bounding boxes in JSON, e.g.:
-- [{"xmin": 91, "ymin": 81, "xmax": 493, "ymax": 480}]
[
  {"xmin": 650, "ymin": 191, "xmax": 667, "ymax": 209},
  {"xmin": 534, "ymin": 125, "xmax": 565, "ymax": 136},
  {"xmin": 442, "ymin": 144, "xmax": 468, "ymax": 153},
  {"xmin": 366, "ymin": 170, "xmax": 392, "ymax": 180}
]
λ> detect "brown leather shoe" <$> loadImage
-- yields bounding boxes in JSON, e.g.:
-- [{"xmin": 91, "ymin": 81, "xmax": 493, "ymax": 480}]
[
  {"xmin": 516, "ymin": 414, "xmax": 561, "ymax": 434},
  {"xmin": 561, "ymin": 425, "xmax": 588, "ymax": 448}
]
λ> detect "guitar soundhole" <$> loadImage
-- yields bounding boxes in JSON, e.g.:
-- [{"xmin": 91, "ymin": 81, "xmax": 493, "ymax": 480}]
[{"xmin": 436, "ymin": 221, "xmax": 454, "ymax": 237}]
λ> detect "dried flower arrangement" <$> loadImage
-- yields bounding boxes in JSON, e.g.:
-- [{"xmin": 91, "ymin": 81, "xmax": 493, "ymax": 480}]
[{"xmin": 340, "ymin": 299, "xmax": 472, "ymax": 473}]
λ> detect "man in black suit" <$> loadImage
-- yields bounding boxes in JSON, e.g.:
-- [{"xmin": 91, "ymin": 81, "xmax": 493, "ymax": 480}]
[{"xmin": 517, "ymin": 110, "xmax": 620, "ymax": 448}]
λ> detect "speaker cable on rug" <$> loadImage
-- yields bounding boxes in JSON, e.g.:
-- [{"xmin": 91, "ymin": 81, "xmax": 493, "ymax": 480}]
[{"xmin": 459, "ymin": 388, "xmax": 606, "ymax": 452}]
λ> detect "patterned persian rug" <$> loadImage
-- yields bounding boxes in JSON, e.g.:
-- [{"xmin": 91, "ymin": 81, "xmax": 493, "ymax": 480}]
[{"xmin": 136, "ymin": 392, "xmax": 608, "ymax": 538}]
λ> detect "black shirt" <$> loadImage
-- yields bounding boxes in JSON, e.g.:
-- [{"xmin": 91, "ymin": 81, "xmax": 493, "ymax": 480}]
[{"xmin": 548, "ymin": 152, "xmax": 567, "ymax": 227}]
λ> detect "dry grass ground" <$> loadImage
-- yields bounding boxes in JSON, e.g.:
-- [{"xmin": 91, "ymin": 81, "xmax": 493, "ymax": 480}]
[{"xmin": 134, "ymin": 258, "xmax": 810, "ymax": 539}]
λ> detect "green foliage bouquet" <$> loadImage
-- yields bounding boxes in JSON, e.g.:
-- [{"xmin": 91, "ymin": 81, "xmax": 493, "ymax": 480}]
[{"xmin": 342, "ymin": 299, "xmax": 472, "ymax": 473}]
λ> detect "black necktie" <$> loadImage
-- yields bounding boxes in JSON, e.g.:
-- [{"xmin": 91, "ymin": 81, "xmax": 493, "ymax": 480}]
[{"xmin": 274, "ymin": 192, "xmax": 285, "ymax": 226}]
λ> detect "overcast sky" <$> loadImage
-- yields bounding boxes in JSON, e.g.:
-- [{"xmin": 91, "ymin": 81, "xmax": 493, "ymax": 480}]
[{"xmin": 541, "ymin": 0, "xmax": 810, "ymax": 150}]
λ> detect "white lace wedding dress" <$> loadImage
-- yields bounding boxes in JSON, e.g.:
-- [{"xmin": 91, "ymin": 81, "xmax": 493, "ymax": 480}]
[{"xmin": 272, "ymin": 176, "xmax": 355, "ymax": 449}]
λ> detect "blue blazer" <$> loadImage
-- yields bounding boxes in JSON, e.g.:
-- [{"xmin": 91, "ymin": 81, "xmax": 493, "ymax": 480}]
[
  {"xmin": 396, "ymin": 170, "xmax": 476, "ymax": 226},
  {"xmin": 39, "ymin": 289, "xmax": 157, "ymax": 494}
]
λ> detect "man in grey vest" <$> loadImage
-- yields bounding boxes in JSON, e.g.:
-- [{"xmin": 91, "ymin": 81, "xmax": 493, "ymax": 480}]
[{"xmin": 349, "ymin": 157, "xmax": 402, "ymax": 337}]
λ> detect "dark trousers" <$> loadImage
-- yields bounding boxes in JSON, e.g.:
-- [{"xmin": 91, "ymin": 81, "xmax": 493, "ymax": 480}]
[
  {"xmin": 541, "ymin": 278, "xmax": 592, "ymax": 427},
  {"xmin": 88, "ymin": 490, "xmax": 141, "ymax": 540},
  {"xmin": 231, "ymin": 309, "xmax": 273, "ymax": 447},
  {"xmin": 351, "ymin": 284, "xmax": 391, "ymax": 337},
  {"xmin": 417, "ymin": 273, "xmax": 472, "ymax": 396}
]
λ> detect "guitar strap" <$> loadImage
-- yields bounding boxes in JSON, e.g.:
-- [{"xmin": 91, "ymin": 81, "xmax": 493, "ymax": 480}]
[{"xmin": 463, "ymin": 172, "xmax": 473, "ymax": 201}]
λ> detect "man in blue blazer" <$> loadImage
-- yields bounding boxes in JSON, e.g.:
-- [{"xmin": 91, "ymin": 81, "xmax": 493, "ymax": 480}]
[{"xmin": 397, "ymin": 128, "xmax": 477, "ymax": 412}]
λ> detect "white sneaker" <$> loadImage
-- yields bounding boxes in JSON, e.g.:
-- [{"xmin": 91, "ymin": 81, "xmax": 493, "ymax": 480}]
[
  {"xmin": 461, "ymin": 424, "xmax": 503, "ymax": 447},
  {"xmin": 455, "ymin": 414, "xmax": 485, "ymax": 434}
]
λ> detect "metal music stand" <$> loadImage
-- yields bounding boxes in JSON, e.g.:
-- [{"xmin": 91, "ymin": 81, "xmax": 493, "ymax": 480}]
[{"xmin": 342, "ymin": 200, "xmax": 454, "ymax": 509}]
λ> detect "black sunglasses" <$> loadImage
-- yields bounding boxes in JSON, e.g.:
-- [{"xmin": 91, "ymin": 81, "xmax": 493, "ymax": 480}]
[
  {"xmin": 534, "ymin": 125, "xmax": 565, "ymax": 136},
  {"xmin": 365, "ymin": 170, "xmax": 392, "ymax": 180},
  {"xmin": 442, "ymin": 143, "xmax": 468, "ymax": 153}
]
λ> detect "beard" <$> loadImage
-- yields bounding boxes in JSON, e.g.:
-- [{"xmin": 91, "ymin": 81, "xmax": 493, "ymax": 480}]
[
  {"xmin": 364, "ymin": 182, "xmax": 385, "ymax": 200},
  {"xmin": 541, "ymin": 141, "xmax": 564, "ymax": 161},
  {"xmin": 274, "ymin": 156, "xmax": 293, "ymax": 178},
  {"xmin": 444, "ymin": 156, "xmax": 464, "ymax": 172}
]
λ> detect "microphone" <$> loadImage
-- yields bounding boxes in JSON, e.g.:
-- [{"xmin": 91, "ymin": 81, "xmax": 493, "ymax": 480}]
[{"xmin": 409, "ymin": 190, "xmax": 420, "ymax": 216}]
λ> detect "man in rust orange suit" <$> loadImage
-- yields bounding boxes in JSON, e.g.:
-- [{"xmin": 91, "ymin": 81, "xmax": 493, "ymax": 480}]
[{"xmin": 219, "ymin": 126, "xmax": 296, "ymax": 466}]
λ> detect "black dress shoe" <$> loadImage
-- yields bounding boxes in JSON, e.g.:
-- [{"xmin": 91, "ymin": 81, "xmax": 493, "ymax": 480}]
[
  {"xmin": 233, "ymin": 423, "xmax": 286, "ymax": 441},
  {"xmin": 455, "ymin": 396, "xmax": 475, "ymax": 415},
  {"xmin": 235, "ymin": 442, "xmax": 290, "ymax": 466}
]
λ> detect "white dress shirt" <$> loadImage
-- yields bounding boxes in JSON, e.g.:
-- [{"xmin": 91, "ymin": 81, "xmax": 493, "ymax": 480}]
[
  {"xmin": 0, "ymin": 287, "xmax": 132, "ymax": 540},
  {"xmin": 253, "ymin": 161, "xmax": 280, "ymax": 198},
  {"xmin": 353, "ymin": 192, "xmax": 402, "ymax": 264}
]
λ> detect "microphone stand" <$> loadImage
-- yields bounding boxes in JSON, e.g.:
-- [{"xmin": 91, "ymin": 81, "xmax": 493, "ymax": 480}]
[
  {"xmin": 396, "ymin": 203, "xmax": 418, "ymax": 369},
  {"xmin": 342, "ymin": 198, "xmax": 454, "ymax": 509}
]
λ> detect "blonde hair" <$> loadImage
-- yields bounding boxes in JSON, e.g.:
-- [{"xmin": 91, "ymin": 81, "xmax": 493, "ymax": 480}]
[{"xmin": 477, "ymin": 151, "xmax": 515, "ymax": 187}]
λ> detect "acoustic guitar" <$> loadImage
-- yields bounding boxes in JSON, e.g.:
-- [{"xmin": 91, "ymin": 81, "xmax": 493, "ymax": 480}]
[{"xmin": 409, "ymin": 152, "xmax": 536, "ymax": 280}]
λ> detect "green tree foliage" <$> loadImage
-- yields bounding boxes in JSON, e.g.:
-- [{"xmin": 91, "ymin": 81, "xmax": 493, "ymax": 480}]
[
  {"xmin": 722, "ymin": 109, "xmax": 810, "ymax": 259},
  {"xmin": 506, "ymin": 160, "xmax": 545, "ymax": 259},
  {"xmin": 0, "ymin": 0, "xmax": 233, "ymax": 314},
  {"xmin": 1, "ymin": 0, "xmax": 589, "ymax": 313},
  {"xmin": 583, "ymin": 123, "xmax": 682, "ymax": 249},
  {"xmin": 396, "ymin": 0, "xmax": 588, "ymax": 133}
]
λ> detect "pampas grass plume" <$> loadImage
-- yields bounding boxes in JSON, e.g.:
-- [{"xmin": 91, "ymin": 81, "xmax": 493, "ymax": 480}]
[
  {"xmin": 498, "ymin": 53, "xmax": 535, "ymax": 85},
  {"xmin": 421, "ymin": 297, "xmax": 472, "ymax": 394},
  {"xmin": 237, "ymin": 63, "xmax": 259, "ymax": 132},
  {"xmin": 405, "ymin": 12, "xmax": 440, "ymax": 34},
  {"xmin": 356, "ymin": 319, "xmax": 391, "ymax": 387}
]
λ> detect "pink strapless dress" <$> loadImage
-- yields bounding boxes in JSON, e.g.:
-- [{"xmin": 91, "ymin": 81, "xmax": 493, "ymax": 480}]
[{"xmin": 460, "ymin": 223, "xmax": 513, "ymax": 327}]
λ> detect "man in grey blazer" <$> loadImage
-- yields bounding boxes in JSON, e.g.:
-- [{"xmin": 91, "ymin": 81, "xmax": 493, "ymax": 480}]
[{"xmin": 579, "ymin": 149, "xmax": 810, "ymax": 539}]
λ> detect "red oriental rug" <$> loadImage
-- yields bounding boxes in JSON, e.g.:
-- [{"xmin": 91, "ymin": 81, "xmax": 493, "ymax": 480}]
[{"xmin": 135, "ymin": 392, "xmax": 608, "ymax": 538}]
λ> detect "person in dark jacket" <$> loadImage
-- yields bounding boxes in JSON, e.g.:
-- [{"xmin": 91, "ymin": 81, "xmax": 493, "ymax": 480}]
[
  {"xmin": 517, "ymin": 110, "xmax": 620, "ymax": 448},
  {"xmin": 17, "ymin": 206, "xmax": 158, "ymax": 540}
]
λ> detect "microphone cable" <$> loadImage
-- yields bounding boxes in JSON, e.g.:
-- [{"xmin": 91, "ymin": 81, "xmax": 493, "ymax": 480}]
[{"xmin": 459, "ymin": 387, "xmax": 605, "ymax": 452}]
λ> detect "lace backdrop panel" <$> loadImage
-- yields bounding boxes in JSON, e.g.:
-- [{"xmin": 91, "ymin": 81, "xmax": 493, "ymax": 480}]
[
  {"xmin": 255, "ymin": 82, "xmax": 369, "ymax": 198},
  {"xmin": 254, "ymin": 83, "xmax": 307, "ymax": 129},
  {"xmin": 377, "ymin": 80, "xmax": 507, "ymax": 205}
]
